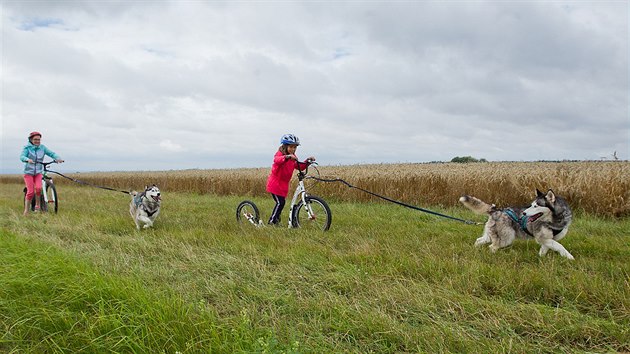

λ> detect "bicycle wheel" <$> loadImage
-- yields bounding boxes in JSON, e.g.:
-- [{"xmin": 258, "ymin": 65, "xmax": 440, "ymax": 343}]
[
  {"xmin": 236, "ymin": 200, "xmax": 260, "ymax": 226},
  {"xmin": 46, "ymin": 182, "xmax": 58, "ymax": 213},
  {"xmin": 292, "ymin": 195, "xmax": 332, "ymax": 231}
]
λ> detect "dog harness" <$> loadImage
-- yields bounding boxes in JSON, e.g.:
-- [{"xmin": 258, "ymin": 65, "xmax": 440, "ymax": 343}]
[
  {"xmin": 133, "ymin": 192, "xmax": 159, "ymax": 217},
  {"xmin": 503, "ymin": 208, "xmax": 533, "ymax": 236},
  {"xmin": 505, "ymin": 208, "xmax": 564, "ymax": 237}
]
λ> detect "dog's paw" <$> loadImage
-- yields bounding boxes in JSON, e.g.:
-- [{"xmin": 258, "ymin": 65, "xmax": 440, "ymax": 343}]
[
  {"xmin": 474, "ymin": 236, "xmax": 490, "ymax": 247},
  {"xmin": 538, "ymin": 246, "xmax": 549, "ymax": 257}
]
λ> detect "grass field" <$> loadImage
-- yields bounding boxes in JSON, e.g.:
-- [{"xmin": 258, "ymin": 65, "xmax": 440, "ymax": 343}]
[{"xmin": 1, "ymin": 178, "xmax": 629, "ymax": 352}]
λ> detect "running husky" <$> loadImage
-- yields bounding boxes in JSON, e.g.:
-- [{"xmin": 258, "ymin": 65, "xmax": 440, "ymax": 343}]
[
  {"xmin": 459, "ymin": 189, "xmax": 574, "ymax": 260},
  {"xmin": 129, "ymin": 185, "xmax": 161, "ymax": 230}
]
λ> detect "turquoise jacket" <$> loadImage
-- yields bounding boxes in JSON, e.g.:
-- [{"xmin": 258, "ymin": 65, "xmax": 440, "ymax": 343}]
[{"xmin": 20, "ymin": 142, "xmax": 60, "ymax": 175}]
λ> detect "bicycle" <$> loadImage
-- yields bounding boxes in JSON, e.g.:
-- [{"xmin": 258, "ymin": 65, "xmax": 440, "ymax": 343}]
[
  {"xmin": 236, "ymin": 161, "xmax": 332, "ymax": 231},
  {"xmin": 23, "ymin": 161, "xmax": 59, "ymax": 213}
]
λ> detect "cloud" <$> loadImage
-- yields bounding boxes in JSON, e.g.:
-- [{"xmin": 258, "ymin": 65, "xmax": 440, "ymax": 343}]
[
  {"xmin": 159, "ymin": 139, "xmax": 185, "ymax": 153},
  {"xmin": 1, "ymin": 1, "xmax": 627, "ymax": 173}
]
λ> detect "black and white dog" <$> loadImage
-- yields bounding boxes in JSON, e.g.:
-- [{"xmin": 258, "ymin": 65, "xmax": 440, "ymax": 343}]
[{"xmin": 129, "ymin": 185, "xmax": 161, "ymax": 230}]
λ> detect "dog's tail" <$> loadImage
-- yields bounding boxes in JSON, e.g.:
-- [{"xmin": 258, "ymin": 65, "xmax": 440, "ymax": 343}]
[{"xmin": 459, "ymin": 195, "xmax": 496, "ymax": 215}]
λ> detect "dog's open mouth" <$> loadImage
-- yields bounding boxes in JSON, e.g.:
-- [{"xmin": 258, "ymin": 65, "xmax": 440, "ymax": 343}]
[
  {"xmin": 152, "ymin": 195, "xmax": 161, "ymax": 202},
  {"xmin": 527, "ymin": 212, "xmax": 543, "ymax": 222}
]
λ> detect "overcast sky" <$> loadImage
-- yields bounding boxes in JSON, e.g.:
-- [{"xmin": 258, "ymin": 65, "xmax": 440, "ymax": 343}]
[{"xmin": 1, "ymin": 1, "xmax": 628, "ymax": 173}]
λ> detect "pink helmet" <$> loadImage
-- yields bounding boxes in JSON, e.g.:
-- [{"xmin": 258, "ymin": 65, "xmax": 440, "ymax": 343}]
[{"xmin": 28, "ymin": 131, "xmax": 42, "ymax": 139}]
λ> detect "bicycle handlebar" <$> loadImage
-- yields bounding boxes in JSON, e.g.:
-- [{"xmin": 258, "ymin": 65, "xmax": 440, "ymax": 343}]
[
  {"xmin": 29, "ymin": 160, "xmax": 58, "ymax": 164},
  {"xmin": 297, "ymin": 160, "xmax": 316, "ymax": 171},
  {"xmin": 296, "ymin": 160, "xmax": 319, "ymax": 181},
  {"xmin": 28, "ymin": 160, "xmax": 59, "ymax": 173}
]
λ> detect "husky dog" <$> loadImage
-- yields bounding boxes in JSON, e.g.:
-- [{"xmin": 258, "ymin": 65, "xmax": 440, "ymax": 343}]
[
  {"xmin": 129, "ymin": 185, "xmax": 161, "ymax": 230},
  {"xmin": 459, "ymin": 189, "xmax": 574, "ymax": 260}
]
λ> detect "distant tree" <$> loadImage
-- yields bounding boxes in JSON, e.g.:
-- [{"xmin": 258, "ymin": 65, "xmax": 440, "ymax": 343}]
[
  {"xmin": 451, "ymin": 156, "xmax": 471, "ymax": 163},
  {"xmin": 451, "ymin": 156, "xmax": 486, "ymax": 163}
]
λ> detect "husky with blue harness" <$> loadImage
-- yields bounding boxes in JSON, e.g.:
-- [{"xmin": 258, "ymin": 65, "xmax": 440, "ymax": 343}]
[
  {"xmin": 129, "ymin": 185, "xmax": 161, "ymax": 230},
  {"xmin": 459, "ymin": 189, "xmax": 574, "ymax": 260}
]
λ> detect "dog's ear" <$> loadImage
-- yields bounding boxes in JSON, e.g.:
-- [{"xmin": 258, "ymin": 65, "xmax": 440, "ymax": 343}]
[
  {"xmin": 546, "ymin": 189, "xmax": 556, "ymax": 203},
  {"xmin": 536, "ymin": 189, "xmax": 545, "ymax": 198}
]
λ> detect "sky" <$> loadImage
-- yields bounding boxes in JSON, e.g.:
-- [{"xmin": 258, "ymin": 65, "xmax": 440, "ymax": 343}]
[{"xmin": 1, "ymin": 1, "xmax": 628, "ymax": 173}]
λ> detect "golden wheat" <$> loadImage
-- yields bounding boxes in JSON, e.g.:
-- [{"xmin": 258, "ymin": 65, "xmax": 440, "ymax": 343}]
[{"xmin": 2, "ymin": 162, "xmax": 628, "ymax": 217}]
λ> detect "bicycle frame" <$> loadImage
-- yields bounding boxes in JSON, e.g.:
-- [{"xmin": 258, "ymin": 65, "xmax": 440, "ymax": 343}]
[
  {"xmin": 41, "ymin": 167, "xmax": 56, "ymax": 205},
  {"xmin": 243, "ymin": 210, "xmax": 263, "ymax": 226},
  {"xmin": 286, "ymin": 170, "xmax": 310, "ymax": 228}
]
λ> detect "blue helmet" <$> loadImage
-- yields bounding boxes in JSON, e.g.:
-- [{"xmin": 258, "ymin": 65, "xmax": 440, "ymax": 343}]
[{"xmin": 280, "ymin": 134, "xmax": 300, "ymax": 145}]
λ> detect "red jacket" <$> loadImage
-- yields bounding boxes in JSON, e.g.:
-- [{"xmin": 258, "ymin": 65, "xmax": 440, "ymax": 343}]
[{"xmin": 266, "ymin": 151, "xmax": 307, "ymax": 197}]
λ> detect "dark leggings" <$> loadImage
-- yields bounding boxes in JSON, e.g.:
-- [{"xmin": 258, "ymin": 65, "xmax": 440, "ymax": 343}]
[{"xmin": 268, "ymin": 194, "xmax": 286, "ymax": 225}]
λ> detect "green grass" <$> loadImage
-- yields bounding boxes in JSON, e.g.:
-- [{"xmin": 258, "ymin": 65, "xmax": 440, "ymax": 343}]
[{"xmin": 1, "ymin": 183, "xmax": 628, "ymax": 353}]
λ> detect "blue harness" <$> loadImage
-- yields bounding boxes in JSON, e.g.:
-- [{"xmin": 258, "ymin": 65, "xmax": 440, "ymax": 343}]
[
  {"xmin": 503, "ymin": 208, "xmax": 533, "ymax": 236},
  {"xmin": 133, "ymin": 193, "xmax": 145, "ymax": 207}
]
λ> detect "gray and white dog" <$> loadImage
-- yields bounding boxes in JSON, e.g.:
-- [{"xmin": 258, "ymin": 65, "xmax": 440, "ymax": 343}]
[
  {"xmin": 459, "ymin": 189, "xmax": 574, "ymax": 260},
  {"xmin": 129, "ymin": 185, "xmax": 161, "ymax": 230}
]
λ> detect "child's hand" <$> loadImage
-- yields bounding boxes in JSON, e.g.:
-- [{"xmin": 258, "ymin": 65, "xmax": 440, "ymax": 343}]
[{"xmin": 286, "ymin": 154, "xmax": 297, "ymax": 161}]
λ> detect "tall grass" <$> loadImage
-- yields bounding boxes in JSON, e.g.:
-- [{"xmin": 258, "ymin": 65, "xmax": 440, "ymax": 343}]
[
  {"xmin": 0, "ymin": 182, "xmax": 628, "ymax": 352},
  {"xmin": 2, "ymin": 161, "xmax": 628, "ymax": 217}
]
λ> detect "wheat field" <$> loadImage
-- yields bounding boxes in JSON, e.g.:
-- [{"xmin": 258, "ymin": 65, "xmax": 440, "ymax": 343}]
[{"xmin": 2, "ymin": 161, "xmax": 628, "ymax": 217}]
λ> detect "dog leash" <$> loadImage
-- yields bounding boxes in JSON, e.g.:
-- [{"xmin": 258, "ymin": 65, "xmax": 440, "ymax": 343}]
[
  {"xmin": 47, "ymin": 170, "xmax": 131, "ymax": 195},
  {"xmin": 307, "ymin": 176, "xmax": 481, "ymax": 225}
]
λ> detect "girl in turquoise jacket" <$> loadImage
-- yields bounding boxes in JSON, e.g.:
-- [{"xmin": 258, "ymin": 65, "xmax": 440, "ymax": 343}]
[{"xmin": 20, "ymin": 131, "xmax": 64, "ymax": 215}]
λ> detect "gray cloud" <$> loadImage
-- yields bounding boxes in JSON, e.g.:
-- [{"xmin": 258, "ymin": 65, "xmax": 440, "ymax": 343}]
[{"xmin": 1, "ymin": 1, "xmax": 627, "ymax": 173}]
